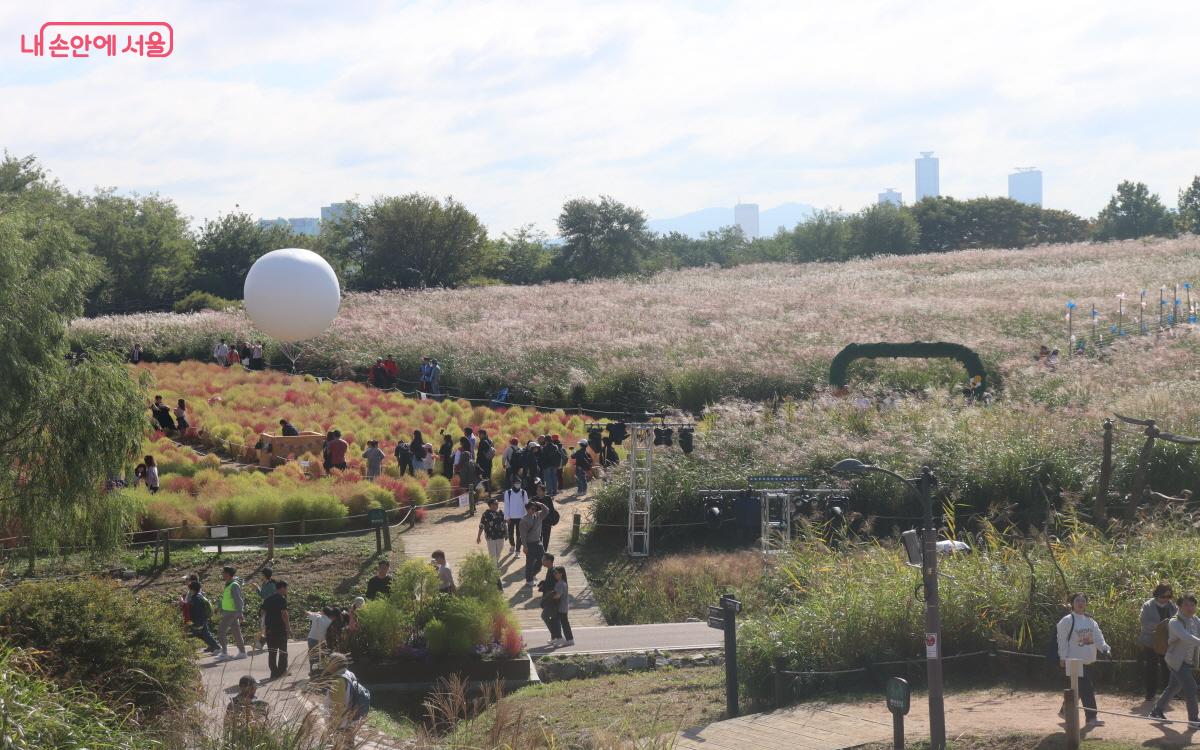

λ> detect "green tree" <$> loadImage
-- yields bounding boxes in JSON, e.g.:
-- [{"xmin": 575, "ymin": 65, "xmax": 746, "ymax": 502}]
[
  {"xmin": 74, "ymin": 189, "xmax": 195, "ymax": 313},
  {"xmin": 783, "ymin": 209, "xmax": 851, "ymax": 261},
  {"xmin": 556, "ymin": 196, "xmax": 654, "ymax": 279},
  {"xmin": 1176, "ymin": 176, "xmax": 1200, "ymax": 235},
  {"xmin": 328, "ymin": 194, "xmax": 487, "ymax": 290},
  {"xmin": 847, "ymin": 202, "xmax": 920, "ymax": 256},
  {"xmin": 487, "ymin": 225, "xmax": 557, "ymax": 284},
  {"xmin": 1093, "ymin": 180, "xmax": 1175, "ymax": 241},
  {"xmin": 191, "ymin": 211, "xmax": 299, "ymax": 299},
  {"xmin": 0, "ymin": 209, "xmax": 146, "ymax": 561}
]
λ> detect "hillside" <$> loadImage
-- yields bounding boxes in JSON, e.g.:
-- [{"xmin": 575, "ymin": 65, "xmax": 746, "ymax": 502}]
[{"xmin": 71, "ymin": 237, "xmax": 1200, "ymax": 410}]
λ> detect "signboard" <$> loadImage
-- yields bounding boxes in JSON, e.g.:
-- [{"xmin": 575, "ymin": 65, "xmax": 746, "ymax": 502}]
[
  {"xmin": 209, "ymin": 525, "xmax": 229, "ymax": 539},
  {"xmin": 747, "ymin": 475, "xmax": 808, "ymax": 484},
  {"xmin": 707, "ymin": 605, "xmax": 726, "ymax": 630},
  {"xmin": 367, "ymin": 508, "xmax": 386, "ymax": 527},
  {"xmin": 722, "ymin": 597, "xmax": 743, "ymax": 614},
  {"xmin": 925, "ymin": 633, "xmax": 939, "ymax": 658},
  {"xmin": 885, "ymin": 676, "xmax": 911, "ymax": 715}
]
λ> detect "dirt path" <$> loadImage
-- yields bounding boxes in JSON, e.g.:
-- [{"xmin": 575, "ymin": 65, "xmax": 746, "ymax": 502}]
[
  {"xmin": 680, "ymin": 688, "xmax": 1200, "ymax": 749},
  {"xmin": 399, "ymin": 487, "xmax": 606, "ymax": 633}
]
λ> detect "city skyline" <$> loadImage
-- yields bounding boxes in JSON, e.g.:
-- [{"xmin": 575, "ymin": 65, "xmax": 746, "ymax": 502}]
[{"xmin": 4, "ymin": 2, "xmax": 1200, "ymax": 234}]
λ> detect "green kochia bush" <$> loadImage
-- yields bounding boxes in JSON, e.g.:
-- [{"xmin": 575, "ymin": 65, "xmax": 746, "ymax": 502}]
[
  {"xmin": 738, "ymin": 520, "xmax": 1200, "ymax": 700},
  {"xmin": 0, "ymin": 579, "xmax": 200, "ymax": 715}
]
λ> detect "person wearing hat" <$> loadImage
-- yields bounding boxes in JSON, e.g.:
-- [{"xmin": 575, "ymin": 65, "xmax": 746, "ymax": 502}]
[{"xmin": 322, "ymin": 652, "xmax": 369, "ymax": 740}]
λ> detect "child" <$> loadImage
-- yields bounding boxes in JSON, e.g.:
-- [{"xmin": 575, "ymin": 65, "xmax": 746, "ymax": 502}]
[
  {"xmin": 431, "ymin": 550, "xmax": 456, "ymax": 594},
  {"xmin": 552, "ymin": 565, "xmax": 574, "ymax": 647},
  {"xmin": 225, "ymin": 676, "xmax": 269, "ymax": 730},
  {"xmin": 306, "ymin": 607, "xmax": 333, "ymax": 673},
  {"xmin": 144, "ymin": 456, "xmax": 160, "ymax": 494}
]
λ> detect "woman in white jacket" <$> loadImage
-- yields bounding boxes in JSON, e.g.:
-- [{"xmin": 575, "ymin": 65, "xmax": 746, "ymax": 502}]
[{"xmin": 1057, "ymin": 592, "xmax": 1111, "ymax": 727}]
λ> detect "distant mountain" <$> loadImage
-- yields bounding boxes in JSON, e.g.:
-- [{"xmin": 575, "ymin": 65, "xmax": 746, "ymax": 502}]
[{"xmin": 648, "ymin": 202, "xmax": 816, "ymax": 238}]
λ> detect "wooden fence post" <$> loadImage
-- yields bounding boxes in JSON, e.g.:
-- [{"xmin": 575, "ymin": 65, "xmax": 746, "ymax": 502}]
[
  {"xmin": 571, "ymin": 513, "xmax": 581, "ymax": 545},
  {"xmin": 1063, "ymin": 688, "xmax": 1080, "ymax": 749},
  {"xmin": 299, "ymin": 519, "xmax": 306, "ymax": 537},
  {"xmin": 160, "ymin": 530, "xmax": 170, "ymax": 568},
  {"xmin": 267, "ymin": 528, "xmax": 275, "ymax": 560},
  {"xmin": 772, "ymin": 656, "xmax": 787, "ymax": 709},
  {"xmin": 383, "ymin": 523, "xmax": 392, "ymax": 551}
]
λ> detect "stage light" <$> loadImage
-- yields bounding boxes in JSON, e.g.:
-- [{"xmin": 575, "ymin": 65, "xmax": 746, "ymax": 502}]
[
  {"xmin": 607, "ymin": 421, "xmax": 628, "ymax": 444},
  {"xmin": 653, "ymin": 427, "xmax": 673, "ymax": 446},
  {"xmin": 588, "ymin": 428, "xmax": 603, "ymax": 452},
  {"xmin": 704, "ymin": 500, "xmax": 723, "ymax": 530}
]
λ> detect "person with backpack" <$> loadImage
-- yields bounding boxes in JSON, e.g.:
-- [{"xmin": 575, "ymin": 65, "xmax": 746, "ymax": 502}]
[
  {"xmin": 503, "ymin": 479, "xmax": 529, "ymax": 555},
  {"xmin": 572, "ymin": 440, "xmax": 593, "ymax": 497},
  {"xmin": 187, "ymin": 579, "xmax": 221, "ymax": 654},
  {"xmin": 1140, "ymin": 583, "xmax": 1177, "ymax": 701},
  {"xmin": 1151, "ymin": 593, "xmax": 1200, "ymax": 725},
  {"xmin": 216, "ymin": 565, "xmax": 248, "ymax": 660},
  {"xmin": 531, "ymin": 480, "xmax": 558, "ymax": 550},
  {"xmin": 539, "ymin": 436, "xmax": 560, "ymax": 497},
  {"xmin": 455, "ymin": 436, "xmax": 480, "ymax": 515},
  {"xmin": 323, "ymin": 652, "xmax": 370, "ymax": 744},
  {"xmin": 1057, "ymin": 592, "xmax": 1111, "ymax": 727},
  {"xmin": 256, "ymin": 568, "xmax": 277, "ymax": 651},
  {"xmin": 394, "ymin": 440, "xmax": 413, "ymax": 477}
]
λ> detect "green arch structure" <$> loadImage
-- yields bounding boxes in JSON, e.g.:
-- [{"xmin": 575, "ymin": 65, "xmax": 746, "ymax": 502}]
[{"xmin": 829, "ymin": 341, "xmax": 987, "ymax": 391}]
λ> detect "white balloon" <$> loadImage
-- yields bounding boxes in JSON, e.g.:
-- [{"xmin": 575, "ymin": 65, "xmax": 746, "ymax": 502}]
[{"xmin": 243, "ymin": 248, "xmax": 341, "ymax": 343}]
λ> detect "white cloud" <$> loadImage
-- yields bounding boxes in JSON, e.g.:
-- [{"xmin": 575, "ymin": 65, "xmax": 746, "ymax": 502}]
[{"xmin": 1, "ymin": 0, "xmax": 1198, "ymax": 232}]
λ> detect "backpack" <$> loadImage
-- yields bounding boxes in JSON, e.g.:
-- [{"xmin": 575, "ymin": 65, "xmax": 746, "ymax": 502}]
[
  {"xmin": 343, "ymin": 671, "xmax": 371, "ymax": 718},
  {"xmin": 509, "ymin": 448, "xmax": 524, "ymax": 469},
  {"xmin": 191, "ymin": 592, "xmax": 212, "ymax": 624},
  {"xmin": 1046, "ymin": 614, "xmax": 1074, "ymax": 664},
  {"xmin": 395, "ymin": 442, "xmax": 411, "ymax": 460},
  {"xmin": 1154, "ymin": 618, "xmax": 1172, "ymax": 656}
]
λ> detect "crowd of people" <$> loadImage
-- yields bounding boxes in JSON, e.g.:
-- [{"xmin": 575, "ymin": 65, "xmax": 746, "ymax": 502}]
[{"xmin": 1057, "ymin": 583, "xmax": 1200, "ymax": 729}]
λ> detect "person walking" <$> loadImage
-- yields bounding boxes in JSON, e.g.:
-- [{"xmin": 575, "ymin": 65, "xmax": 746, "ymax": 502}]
[
  {"xmin": 1057, "ymin": 592, "xmax": 1111, "ymax": 727},
  {"xmin": 532, "ymin": 481, "xmax": 558, "ymax": 551},
  {"xmin": 186, "ymin": 580, "xmax": 222, "ymax": 653},
  {"xmin": 539, "ymin": 437, "xmax": 560, "ymax": 497},
  {"xmin": 144, "ymin": 455, "xmax": 160, "ymax": 494},
  {"xmin": 365, "ymin": 561, "xmax": 392, "ymax": 600},
  {"xmin": 538, "ymin": 553, "xmax": 560, "ymax": 644},
  {"xmin": 363, "ymin": 440, "xmax": 385, "ymax": 480},
  {"xmin": 503, "ymin": 480, "xmax": 528, "ymax": 555},
  {"xmin": 256, "ymin": 568, "xmax": 277, "ymax": 651},
  {"xmin": 216, "ymin": 565, "xmax": 248, "ymax": 660},
  {"xmin": 477, "ymin": 497, "xmax": 507, "ymax": 589},
  {"xmin": 1151, "ymin": 594, "xmax": 1200, "ymax": 725},
  {"xmin": 477, "ymin": 429, "xmax": 495, "ymax": 494},
  {"xmin": 439, "ymin": 434, "xmax": 454, "ymax": 480},
  {"xmin": 518, "ymin": 500, "xmax": 549, "ymax": 586},
  {"xmin": 322, "ymin": 652, "xmax": 370, "ymax": 747},
  {"xmin": 213, "ymin": 339, "xmax": 230, "ymax": 366},
  {"xmin": 572, "ymin": 440, "xmax": 592, "ymax": 497},
  {"xmin": 250, "ymin": 342, "xmax": 264, "ymax": 371},
  {"xmin": 419, "ymin": 357, "xmax": 433, "ymax": 393},
  {"xmin": 262, "ymin": 580, "xmax": 290, "ymax": 680},
  {"xmin": 523, "ymin": 442, "xmax": 541, "ymax": 494},
  {"xmin": 552, "ymin": 565, "xmax": 574, "ymax": 647},
  {"xmin": 1139, "ymin": 583, "xmax": 1177, "ymax": 701},
  {"xmin": 455, "ymin": 436, "xmax": 479, "ymax": 515},
  {"xmin": 502, "ymin": 438, "xmax": 520, "ymax": 488}
]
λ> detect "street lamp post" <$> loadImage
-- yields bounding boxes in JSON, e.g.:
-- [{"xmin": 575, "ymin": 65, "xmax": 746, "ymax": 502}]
[{"xmin": 832, "ymin": 459, "xmax": 945, "ymax": 750}]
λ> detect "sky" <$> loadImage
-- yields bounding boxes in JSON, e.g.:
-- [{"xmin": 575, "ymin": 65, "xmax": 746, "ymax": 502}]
[{"xmin": 3, "ymin": 1, "xmax": 1199, "ymax": 234}]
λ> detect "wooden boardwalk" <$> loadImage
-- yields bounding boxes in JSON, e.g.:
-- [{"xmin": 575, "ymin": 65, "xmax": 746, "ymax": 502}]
[{"xmin": 676, "ymin": 704, "xmax": 893, "ymax": 750}]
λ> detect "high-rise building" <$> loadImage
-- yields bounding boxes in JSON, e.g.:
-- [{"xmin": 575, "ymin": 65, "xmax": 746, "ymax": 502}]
[
  {"xmin": 734, "ymin": 203, "xmax": 760, "ymax": 239},
  {"xmin": 1008, "ymin": 168, "xmax": 1043, "ymax": 207},
  {"xmin": 321, "ymin": 202, "xmax": 353, "ymax": 223},
  {"xmin": 915, "ymin": 151, "xmax": 940, "ymax": 201},
  {"xmin": 878, "ymin": 189, "xmax": 902, "ymax": 206}
]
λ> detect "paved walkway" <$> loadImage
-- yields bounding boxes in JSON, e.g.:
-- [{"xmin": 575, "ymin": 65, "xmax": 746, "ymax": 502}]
[
  {"xmin": 676, "ymin": 688, "xmax": 1200, "ymax": 749},
  {"xmin": 525, "ymin": 622, "xmax": 719, "ymax": 655},
  {"xmin": 400, "ymin": 488, "xmax": 606, "ymax": 631}
]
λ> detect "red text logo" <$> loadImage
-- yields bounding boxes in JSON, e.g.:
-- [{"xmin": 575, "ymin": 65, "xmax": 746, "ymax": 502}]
[{"xmin": 20, "ymin": 22, "xmax": 173, "ymax": 59}]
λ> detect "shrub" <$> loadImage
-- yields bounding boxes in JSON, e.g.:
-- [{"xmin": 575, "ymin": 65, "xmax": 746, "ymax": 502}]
[
  {"xmin": 354, "ymin": 599, "xmax": 412, "ymax": 660},
  {"xmin": 424, "ymin": 596, "xmax": 489, "ymax": 659},
  {"xmin": 0, "ymin": 579, "xmax": 199, "ymax": 714},
  {"xmin": 426, "ymin": 474, "xmax": 453, "ymax": 503},
  {"xmin": 0, "ymin": 646, "xmax": 158, "ymax": 750},
  {"xmin": 172, "ymin": 290, "xmax": 238, "ymax": 313},
  {"xmin": 343, "ymin": 484, "xmax": 396, "ymax": 515},
  {"xmin": 457, "ymin": 552, "xmax": 503, "ymax": 605},
  {"xmin": 280, "ymin": 492, "xmax": 347, "ymax": 533}
]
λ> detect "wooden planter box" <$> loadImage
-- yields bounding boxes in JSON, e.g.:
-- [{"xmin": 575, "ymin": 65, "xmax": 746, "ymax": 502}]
[{"xmin": 353, "ymin": 655, "xmax": 532, "ymax": 686}]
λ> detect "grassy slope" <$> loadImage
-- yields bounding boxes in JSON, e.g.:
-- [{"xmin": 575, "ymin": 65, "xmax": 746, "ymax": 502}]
[{"xmin": 71, "ymin": 237, "xmax": 1200, "ymax": 407}]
